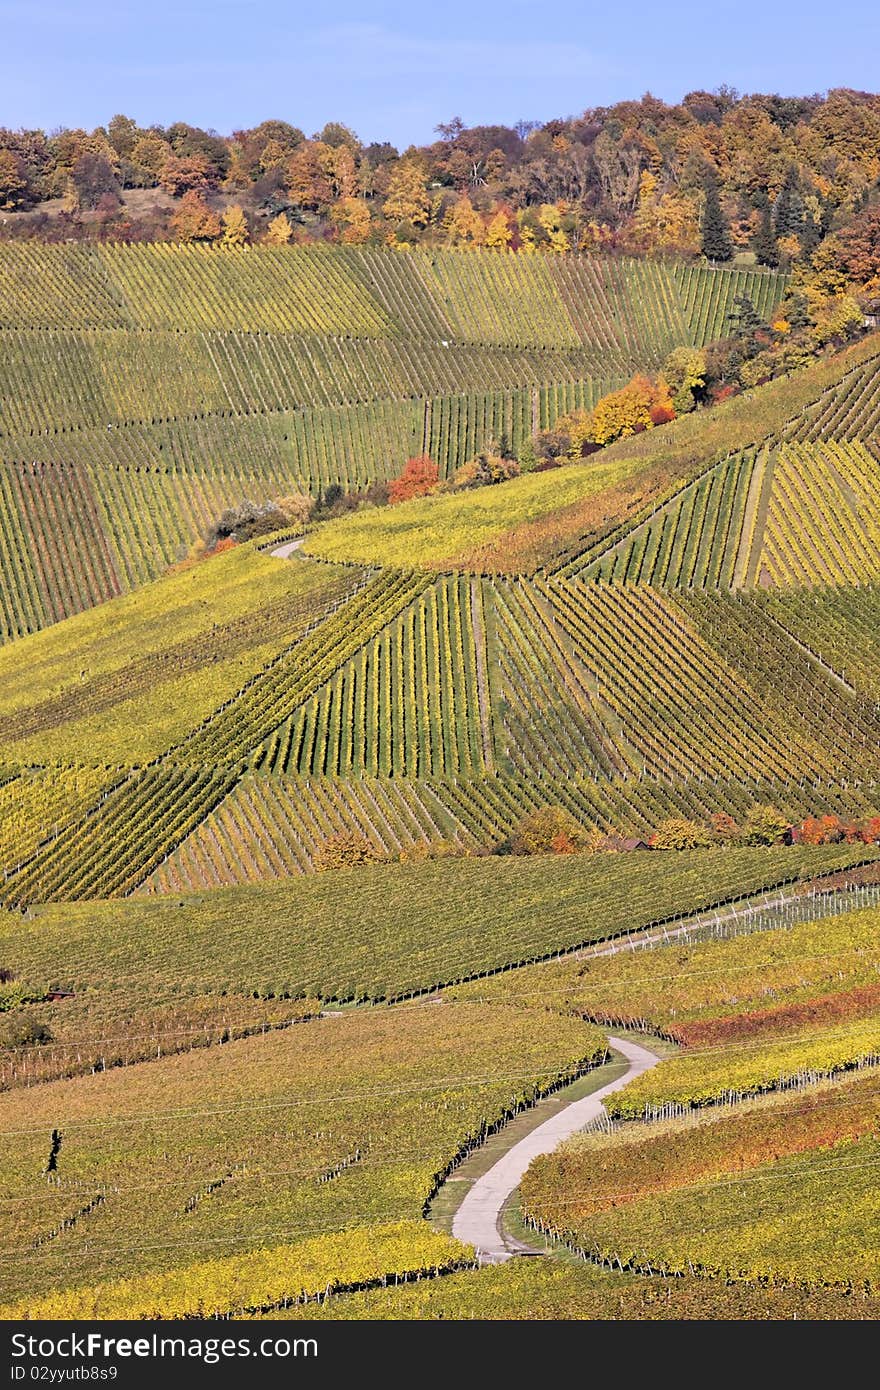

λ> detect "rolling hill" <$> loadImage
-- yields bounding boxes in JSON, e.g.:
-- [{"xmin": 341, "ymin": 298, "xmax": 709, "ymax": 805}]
[{"xmin": 1, "ymin": 238, "xmax": 879, "ymax": 1321}]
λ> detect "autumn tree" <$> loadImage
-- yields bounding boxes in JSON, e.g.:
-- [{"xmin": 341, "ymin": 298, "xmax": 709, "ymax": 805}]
[
  {"xmin": 538, "ymin": 202, "xmax": 570, "ymax": 253},
  {"xmin": 160, "ymin": 152, "xmax": 218, "ymax": 196},
  {"xmin": 589, "ymin": 375, "xmax": 675, "ymax": 447},
  {"xmin": 171, "ymin": 191, "xmax": 221, "ymax": 242},
  {"xmin": 0, "ymin": 149, "xmax": 27, "ymax": 208},
  {"xmin": 650, "ymin": 818, "xmax": 711, "ymax": 851},
  {"xmin": 264, "ymin": 211, "xmax": 293, "ymax": 245},
  {"xmin": 509, "ymin": 807, "xmax": 585, "ymax": 856},
  {"xmin": 330, "ymin": 196, "xmax": 371, "ymax": 244},
  {"xmin": 388, "ymin": 455, "xmax": 438, "ymax": 504},
  {"xmin": 709, "ymin": 812, "xmax": 741, "ymax": 845},
  {"xmin": 797, "ymin": 814, "xmax": 844, "ymax": 845},
  {"xmin": 484, "ymin": 206, "xmax": 513, "ymax": 249},
  {"xmin": 331, "ymin": 144, "xmax": 359, "ymax": 200},
  {"xmin": 286, "ymin": 141, "xmax": 333, "ymax": 210},
  {"xmin": 382, "ymin": 159, "xmax": 430, "ymax": 232},
  {"xmin": 660, "ymin": 347, "xmax": 706, "ymax": 414},
  {"xmin": 129, "ymin": 133, "xmax": 172, "ymax": 185},
  {"xmin": 743, "ymin": 804, "xmax": 790, "ymax": 845},
  {"xmin": 444, "ymin": 195, "xmax": 484, "ymax": 245},
  {"xmin": 221, "ymin": 204, "xmax": 249, "ymax": 246}
]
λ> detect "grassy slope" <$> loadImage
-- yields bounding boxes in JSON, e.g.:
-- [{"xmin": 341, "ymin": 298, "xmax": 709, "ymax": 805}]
[
  {"xmin": 303, "ymin": 453, "xmax": 638, "ymax": 570},
  {"xmin": 305, "ymin": 334, "xmax": 880, "ymax": 574}
]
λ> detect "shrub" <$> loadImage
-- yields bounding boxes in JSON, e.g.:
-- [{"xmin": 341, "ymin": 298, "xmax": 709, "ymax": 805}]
[
  {"xmin": 650, "ymin": 817, "xmax": 712, "ymax": 851},
  {"xmin": 797, "ymin": 814, "xmax": 845, "ymax": 846},
  {"xmin": 0, "ymin": 1013, "xmax": 52, "ymax": 1048},
  {"xmin": 743, "ymin": 805, "xmax": 791, "ymax": 846},
  {"xmin": 204, "ymin": 499, "xmax": 292, "ymax": 548},
  {"xmin": 314, "ymin": 833, "xmax": 384, "ymax": 872},
  {"xmin": 709, "ymin": 812, "xmax": 741, "ymax": 845},
  {"xmin": 388, "ymin": 456, "xmax": 438, "ymax": 505},
  {"xmin": 273, "ymin": 492, "xmax": 314, "ymax": 530},
  {"xmin": 509, "ymin": 807, "xmax": 585, "ymax": 856},
  {"xmin": 446, "ymin": 452, "xmax": 521, "ymax": 492}
]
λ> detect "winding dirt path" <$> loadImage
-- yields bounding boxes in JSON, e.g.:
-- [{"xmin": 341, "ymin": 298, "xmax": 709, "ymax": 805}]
[
  {"xmin": 270, "ymin": 537, "xmax": 306, "ymax": 559},
  {"xmin": 451, "ymin": 1036, "xmax": 661, "ymax": 1264}
]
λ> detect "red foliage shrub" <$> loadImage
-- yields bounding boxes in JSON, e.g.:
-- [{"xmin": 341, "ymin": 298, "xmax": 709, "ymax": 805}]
[{"xmin": 388, "ymin": 455, "xmax": 439, "ymax": 505}]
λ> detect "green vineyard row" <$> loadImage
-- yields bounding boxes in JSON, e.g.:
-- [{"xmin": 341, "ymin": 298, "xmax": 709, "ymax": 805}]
[{"xmin": 0, "ymin": 242, "xmax": 787, "ymax": 351}]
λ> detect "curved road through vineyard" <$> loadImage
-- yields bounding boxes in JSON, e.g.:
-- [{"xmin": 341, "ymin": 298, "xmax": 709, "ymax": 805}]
[{"xmin": 452, "ymin": 1036, "xmax": 661, "ymax": 1263}]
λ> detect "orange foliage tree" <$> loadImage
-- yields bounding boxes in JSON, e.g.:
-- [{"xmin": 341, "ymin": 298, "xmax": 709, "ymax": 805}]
[
  {"xmin": 171, "ymin": 191, "xmax": 222, "ymax": 242},
  {"xmin": 588, "ymin": 374, "xmax": 676, "ymax": 447},
  {"xmin": 388, "ymin": 456, "xmax": 439, "ymax": 505}
]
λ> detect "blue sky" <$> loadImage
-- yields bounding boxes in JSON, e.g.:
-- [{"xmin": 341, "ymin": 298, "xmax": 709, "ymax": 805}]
[{"xmin": 1, "ymin": 0, "xmax": 877, "ymax": 145}]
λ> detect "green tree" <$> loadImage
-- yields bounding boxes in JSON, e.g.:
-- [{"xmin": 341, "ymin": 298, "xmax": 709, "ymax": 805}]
[
  {"xmin": 701, "ymin": 175, "xmax": 732, "ymax": 261},
  {"xmin": 773, "ymin": 166, "xmax": 803, "ymax": 241}
]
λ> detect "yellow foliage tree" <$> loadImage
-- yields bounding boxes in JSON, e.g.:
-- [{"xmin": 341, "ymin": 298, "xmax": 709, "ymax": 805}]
[
  {"xmin": 659, "ymin": 346, "xmax": 706, "ymax": 414},
  {"xmin": 332, "ymin": 145, "xmax": 359, "ymax": 200},
  {"xmin": 383, "ymin": 159, "xmax": 431, "ymax": 230},
  {"xmin": 484, "ymin": 207, "xmax": 513, "ymax": 250},
  {"xmin": 589, "ymin": 375, "xmax": 675, "ymax": 447},
  {"xmin": 444, "ymin": 195, "xmax": 485, "ymax": 246},
  {"xmin": 221, "ymin": 204, "xmax": 249, "ymax": 247},
  {"xmin": 264, "ymin": 211, "xmax": 293, "ymax": 245},
  {"xmin": 259, "ymin": 138, "xmax": 288, "ymax": 173},
  {"xmin": 330, "ymin": 196, "xmax": 372, "ymax": 244},
  {"xmin": 538, "ymin": 203, "xmax": 570, "ymax": 253}
]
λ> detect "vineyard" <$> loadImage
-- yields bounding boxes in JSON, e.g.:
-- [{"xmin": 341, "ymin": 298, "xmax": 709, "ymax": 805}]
[
  {"xmin": 0, "ymin": 243, "xmax": 794, "ymax": 642},
  {"xmin": 0, "ymin": 1000, "xmax": 601, "ymax": 1308},
  {"xmin": 0, "ymin": 243, "xmax": 787, "ymax": 350},
  {"xmin": 2, "ymin": 555, "xmax": 880, "ymax": 903},
  {"xmin": 2, "ymin": 844, "xmax": 860, "ymax": 1006},
  {"xmin": 1, "ymin": 235, "xmax": 879, "ymax": 1320},
  {"xmin": 521, "ymin": 1071, "xmax": 880, "ymax": 1293}
]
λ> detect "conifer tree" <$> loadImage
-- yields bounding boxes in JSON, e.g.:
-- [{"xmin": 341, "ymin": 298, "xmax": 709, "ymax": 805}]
[
  {"xmin": 700, "ymin": 175, "xmax": 732, "ymax": 261},
  {"xmin": 752, "ymin": 192, "xmax": 778, "ymax": 266}
]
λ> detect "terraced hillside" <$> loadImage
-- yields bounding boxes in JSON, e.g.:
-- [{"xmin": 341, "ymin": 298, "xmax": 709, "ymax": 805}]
[
  {"xmin": 562, "ymin": 348, "xmax": 880, "ymax": 590},
  {"xmin": 305, "ymin": 333, "xmax": 880, "ymax": 577},
  {"xmin": 0, "ymin": 244, "xmax": 787, "ymax": 641},
  {"xmin": 2, "ymin": 240, "xmax": 880, "ymax": 1322},
  {"xmin": 1, "ymin": 536, "xmax": 879, "ymax": 906}
]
